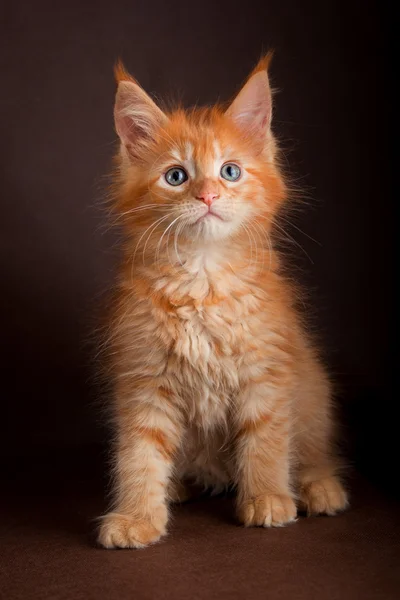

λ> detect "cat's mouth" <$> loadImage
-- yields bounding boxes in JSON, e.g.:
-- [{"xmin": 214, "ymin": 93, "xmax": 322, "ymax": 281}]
[{"xmin": 195, "ymin": 210, "xmax": 225, "ymax": 223}]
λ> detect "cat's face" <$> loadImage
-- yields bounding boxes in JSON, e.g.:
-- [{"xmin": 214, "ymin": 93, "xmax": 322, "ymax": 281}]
[
  {"xmin": 141, "ymin": 113, "xmax": 274, "ymax": 243},
  {"xmin": 114, "ymin": 56, "xmax": 285, "ymax": 247}
]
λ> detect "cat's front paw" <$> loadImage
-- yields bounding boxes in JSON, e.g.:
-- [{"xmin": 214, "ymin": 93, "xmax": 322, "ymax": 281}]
[
  {"xmin": 300, "ymin": 476, "xmax": 349, "ymax": 516},
  {"xmin": 237, "ymin": 493, "xmax": 297, "ymax": 527},
  {"xmin": 98, "ymin": 511, "xmax": 167, "ymax": 549}
]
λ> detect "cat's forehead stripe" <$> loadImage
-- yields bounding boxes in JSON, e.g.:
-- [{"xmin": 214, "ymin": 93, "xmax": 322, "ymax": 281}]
[
  {"xmin": 185, "ymin": 142, "xmax": 194, "ymax": 161},
  {"xmin": 213, "ymin": 140, "xmax": 222, "ymax": 162},
  {"xmin": 170, "ymin": 148, "xmax": 182, "ymax": 164},
  {"xmin": 169, "ymin": 135, "xmax": 228, "ymax": 176},
  {"xmin": 169, "ymin": 142, "xmax": 194, "ymax": 164}
]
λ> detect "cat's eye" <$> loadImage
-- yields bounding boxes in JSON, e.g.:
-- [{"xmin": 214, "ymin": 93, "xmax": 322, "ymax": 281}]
[
  {"xmin": 165, "ymin": 167, "xmax": 188, "ymax": 186},
  {"xmin": 220, "ymin": 163, "xmax": 241, "ymax": 182}
]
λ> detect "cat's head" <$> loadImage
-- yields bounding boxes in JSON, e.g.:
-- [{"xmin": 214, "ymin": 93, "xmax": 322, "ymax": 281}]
[{"xmin": 113, "ymin": 56, "xmax": 286, "ymax": 247}]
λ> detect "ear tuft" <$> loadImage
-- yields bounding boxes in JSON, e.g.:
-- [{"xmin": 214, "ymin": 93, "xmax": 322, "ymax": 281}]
[
  {"xmin": 114, "ymin": 60, "xmax": 136, "ymax": 85},
  {"xmin": 250, "ymin": 50, "xmax": 274, "ymax": 77}
]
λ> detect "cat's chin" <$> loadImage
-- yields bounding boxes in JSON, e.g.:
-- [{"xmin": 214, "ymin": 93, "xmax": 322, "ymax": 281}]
[{"xmin": 187, "ymin": 216, "xmax": 236, "ymax": 243}]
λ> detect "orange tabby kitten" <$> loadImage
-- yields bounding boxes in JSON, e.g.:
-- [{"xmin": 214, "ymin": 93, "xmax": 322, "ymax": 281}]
[{"xmin": 98, "ymin": 56, "xmax": 348, "ymax": 549}]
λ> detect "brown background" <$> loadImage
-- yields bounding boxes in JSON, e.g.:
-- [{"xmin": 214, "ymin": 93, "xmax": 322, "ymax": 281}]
[{"xmin": 0, "ymin": 1, "xmax": 393, "ymax": 491}]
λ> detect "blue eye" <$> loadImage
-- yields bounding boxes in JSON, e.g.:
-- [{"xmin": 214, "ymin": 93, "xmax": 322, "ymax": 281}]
[
  {"xmin": 165, "ymin": 167, "xmax": 188, "ymax": 186},
  {"xmin": 220, "ymin": 163, "xmax": 241, "ymax": 181}
]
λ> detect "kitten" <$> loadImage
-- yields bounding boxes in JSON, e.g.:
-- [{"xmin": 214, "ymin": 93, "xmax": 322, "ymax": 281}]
[{"xmin": 98, "ymin": 55, "xmax": 348, "ymax": 549}]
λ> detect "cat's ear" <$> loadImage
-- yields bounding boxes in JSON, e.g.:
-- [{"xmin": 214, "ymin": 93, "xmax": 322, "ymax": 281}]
[
  {"xmin": 225, "ymin": 53, "xmax": 273, "ymax": 150},
  {"xmin": 114, "ymin": 61, "xmax": 167, "ymax": 161}
]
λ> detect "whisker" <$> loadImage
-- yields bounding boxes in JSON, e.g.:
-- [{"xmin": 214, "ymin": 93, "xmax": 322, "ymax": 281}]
[
  {"xmin": 251, "ymin": 211, "xmax": 314, "ymax": 265},
  {"xmin": 160, "ymin": 213, "xmax": 180, "ymax": 269},
  {"xmin": 115, "ymin": 203, "xmax": 176, "ymax": 220},
  {"xmin": 277, "ymin": 214, "xmax": 321, "ymax": 246},
  {"xmin": 239, "ymin": 224, "xmax": 254, "ymax": 270},
  {"xmin": 123, "ymin": 203, "xmax": 176, "ymax": 214},
  {"xmin": 173, "ymin": 219, "xmax": 187, "ymax": 266},
  {"xmin": 156, "ymin": 127, "xmax": 176, "ymax": 147},
  {"xmin": 248, "ymin": 221, "xmax": 266, "ymax": 272},
  {"xmin": 155, "ymin": 213, "xmax": 186, "ymax": 267},
  {"xmin": 241, "ymin": 224, "xmax": 253, "ymax": 265},
  {"xmin": 130, "ymin": 214, "xmax": 170, "ymax": 281},
  {"xmin": 265, "ymin": 231, "xmax": 273, "ymax": 271},
  {"xmin": 273, "ymin": 221, "xmax": 314, "ymax": 264},
  {"xmin": 141, "ymin": 214, "xmax": 172, "ymax": 265},
  {"xmin": 149, "ymin": 191, "xmax": 175, "ymax": 204},
  {"xmin": 244, "ymin": 223, "xmax": 259, "ymax": 269}
]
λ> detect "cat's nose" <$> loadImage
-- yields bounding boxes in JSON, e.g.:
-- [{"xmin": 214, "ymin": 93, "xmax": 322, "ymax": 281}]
[{"xmin": 196, "ymin": 192, "xmax": 219, "ymax": 206}]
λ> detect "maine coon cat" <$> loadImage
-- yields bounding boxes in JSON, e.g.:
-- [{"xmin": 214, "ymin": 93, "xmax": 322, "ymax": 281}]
[{"xmin": 98, "ymin": 55, "xmax": 348, "ymax": 549}]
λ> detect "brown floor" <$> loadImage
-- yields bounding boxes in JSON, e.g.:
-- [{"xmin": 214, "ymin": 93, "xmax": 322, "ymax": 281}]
[{"xmin": 0, "ymin": 454, "xmax": 399, "ymax": 600}]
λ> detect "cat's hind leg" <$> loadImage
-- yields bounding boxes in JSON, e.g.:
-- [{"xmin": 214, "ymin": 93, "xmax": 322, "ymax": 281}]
[{"xmin": 294, "ymin": 356, "xmax": 349, "ymax": 516}]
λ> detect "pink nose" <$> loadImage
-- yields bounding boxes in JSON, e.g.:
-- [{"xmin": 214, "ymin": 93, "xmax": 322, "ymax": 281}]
[{"xmin": 196, "ymin": 192, "xmax": 218, "ymax": 206}]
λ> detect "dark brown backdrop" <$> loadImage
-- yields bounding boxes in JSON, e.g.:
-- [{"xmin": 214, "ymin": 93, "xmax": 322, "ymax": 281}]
[{"xmin": 0, "ymin": 1, "xmax": 393, "ymax": 490}]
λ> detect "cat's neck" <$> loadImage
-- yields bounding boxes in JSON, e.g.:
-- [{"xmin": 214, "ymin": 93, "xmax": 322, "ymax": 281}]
[
  {"xmin": 153, "ymin": 237, "xmax": 248, "ymax": 276},
  {"xmin": 178, "ymin": 244, "xmax": 229, "ymax": 275},
  {"xmin": 133, "ymin": 235, "xmax": 276, "ymax": 304}
]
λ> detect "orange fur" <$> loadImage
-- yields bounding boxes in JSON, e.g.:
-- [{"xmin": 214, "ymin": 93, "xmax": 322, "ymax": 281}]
[
  {"xmin": 98, "ymin": 56, "xmax": 348, "ymax": 549},
  {"xmin": 114, "ymin": 59, "xmax": 137, "ymax": 84}
]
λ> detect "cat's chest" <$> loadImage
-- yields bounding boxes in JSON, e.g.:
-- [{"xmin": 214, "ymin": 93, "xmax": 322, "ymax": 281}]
[
  {"xmin": 154, "ymin": 263, "xmax": 265, "ymax": 365},
  {"xmin": 168, "ymin": 281, "xmax": 263, "ymax": 367},
  {"xmin": 155, "ymin": 269, "xmax": 266, "ymax": 427},
  {"xmin": 170, "ymin": 290, "xmax": 265, "ymax": 427}
]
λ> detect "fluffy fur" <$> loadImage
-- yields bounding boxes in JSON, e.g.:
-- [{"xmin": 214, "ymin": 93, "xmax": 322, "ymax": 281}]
[{"xmin": 98, "ymin": 56, "xmax": 348, "ymax": 549}]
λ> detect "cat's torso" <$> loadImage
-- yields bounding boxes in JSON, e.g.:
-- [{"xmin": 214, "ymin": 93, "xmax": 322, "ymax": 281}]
[{"xmin": 137, "ymin": 255, "xmax": 296, "ymax": 431}]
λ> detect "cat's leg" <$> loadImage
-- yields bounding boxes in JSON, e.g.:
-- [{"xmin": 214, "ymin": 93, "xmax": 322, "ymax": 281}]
[
  {"xmin": 98, "ymin": 382, "xmax": 183, "ymax": 549},
  {"xmin": 294, "ymin": 357, "xmax": 349, "ymax": 516},
  {"xmin": 233, "ymin": 377, "xmax": 297, "ymax": 527}
]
